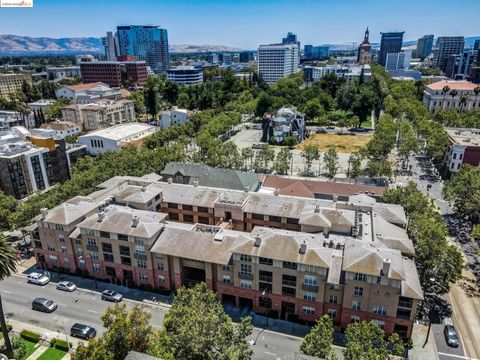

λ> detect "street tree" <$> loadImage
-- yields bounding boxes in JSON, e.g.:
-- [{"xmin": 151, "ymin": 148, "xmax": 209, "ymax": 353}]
[
  {"xmin": 300, "ymin": 315, "xmax": 338, "ymax": 359},
  {"xmin": 284, "ymin": 136, "xmax": 297, "ymax": 149},
  {"xmin": 324, "ymin": 147, "xmax": 340, "ymax": 178},
  {"xmin": 343, "ymin": 321, "xmax": 405, "ymax": 360},
  {"xmin": 273, "ymin": 148, "xmax": 292, "ymax": 175},
  {"xmin": 241, "ymin": 147, "xmax": 254, "ymax": 170},
  {"xmin": 397, "ymin": 120, "xmax": 418, "ymax": 167},
  {"xmin": 255, "ymin": 93, "xmax": 273, "ymax": 117},
  {"xmin": 162, "ymin": 283, "xmax": 253, "ymax": 360},
  {"xmin": 301, "ymin": 143, "xmax": 320, "ymax": 175},
  {"xmin": 0, "ymin": 233, "xmax": 18, "ymax": 356},
  {"xmin": 348, "ymin": 153, "xmax": 362, "ymax": 178},
  {"xmin": 253, "ymin": 144, "xmax": 275, "ymax": 173}
]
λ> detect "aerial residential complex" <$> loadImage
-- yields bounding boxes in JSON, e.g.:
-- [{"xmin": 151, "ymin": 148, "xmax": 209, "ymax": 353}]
[
  {"xmin": 31, "ymin": 175, "xmax": 422, "ymax": 339},
  {"xmin": 0, "ymin": 73, "xmax": 32, "ymax": 99},
  {"xmin": 443, "ymin": 128, "xmax": 480, "ymax": 175},
  {"xmin": 257, "ymin": 43, "xmax": 299, "ymax": 84},
  {"xmin": 422, "ymin": 80, "xmax": 480, "ymax": 111}
]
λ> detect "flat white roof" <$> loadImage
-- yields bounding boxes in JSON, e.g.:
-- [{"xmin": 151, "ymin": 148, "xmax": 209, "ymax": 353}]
[{"xmin": 79, "ymin": 123, "xmax": 155, "ymax": 141}]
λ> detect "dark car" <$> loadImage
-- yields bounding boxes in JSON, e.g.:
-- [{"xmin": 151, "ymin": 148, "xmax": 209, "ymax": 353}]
[
  {"xmin": 32, "ymin": 298, "xmax": 57, "ymax": 313},
  {"xmin": 70, "ymin": 323, "xmax": 97, "ymax": 340},
  {"xmin": 444, "ymin": 325, "xmax": 459, "ymax": 347},
  {"xmin": 315, "ymin": 127, "xmax": 327, "ymax": 134},
  {"xmin": 101, "ymin": 289, "xmax": 123, "ymax": 302}
]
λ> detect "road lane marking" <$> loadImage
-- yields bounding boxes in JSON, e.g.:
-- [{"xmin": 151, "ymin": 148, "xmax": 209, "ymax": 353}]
[
  {"xmin": 438, "ymin": 352, "xmax": 479, "ymax": 360},
  {"xmin": 2, "ymin": 291, "xmax": 12, "ymax": 294},
  {"xmin": 264, "ymin": 352, "xmax": 277, "ymax": 356},
  {"xmin": 87, "ymin": 310, "xmax": 98, "ymax": 314}
]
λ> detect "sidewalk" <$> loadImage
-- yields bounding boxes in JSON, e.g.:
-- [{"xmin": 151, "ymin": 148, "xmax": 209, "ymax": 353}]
[{"xmin": 409, "ymin": 323, "xmax": 438, "ymax": 360}]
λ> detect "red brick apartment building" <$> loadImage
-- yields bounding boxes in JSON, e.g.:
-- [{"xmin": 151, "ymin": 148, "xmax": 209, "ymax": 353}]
[
  {"xmin": 80, "ymin": 61, "xmax": 148, "ymax": 88},
  {"xmin": 31, "ymin": 175, "xmax": 422, "ymax": 339}
]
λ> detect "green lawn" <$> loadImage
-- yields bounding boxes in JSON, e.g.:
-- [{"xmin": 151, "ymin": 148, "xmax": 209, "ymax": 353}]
[
  {"xmin": 19, "ymin": 339, "xmax": 37, "ymax": 360},
  {"xmin": 361, "ymin": 117, "xmax": 373, "ymax": 129},
  {"xmin": 36, "ymin": 347, "xmax": 67, "ymax": 360}
]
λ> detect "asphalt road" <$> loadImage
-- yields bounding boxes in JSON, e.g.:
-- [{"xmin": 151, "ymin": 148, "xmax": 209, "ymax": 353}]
[{"xmin": 0, "ymin": 273, "xmax": 302, "ymax": 359}]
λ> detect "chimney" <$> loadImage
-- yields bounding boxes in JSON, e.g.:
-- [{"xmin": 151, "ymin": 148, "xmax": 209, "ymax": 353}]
[
  {"xmin": 40, "ymin": 208, "xmax": 48, "ymax": 220},
  {"xmin": 333, "ymin": 194, "xmax": 338, "ymax": 203},
  {"xmin": 254, "ymin": 234, "xmax": 262, "ymax": 247},
  {"xmin": 97, "ymin": 211, "xmax": 105, "ymax": 222},
  {"xmin": 314, "ymin": 205, "xmax": 320, "ymax": 213},
  {"xmin": 132, "ymin": 215, "xmax": 139, "ymax": 228},
  {"xmin": 193, "ymin": 179, "xmax": 199, "ymax": 187},
  {"xmin": 382, "ymin": 258, "xmax": 391, "ymax": 277},
  {"xmin": 244, "ymin": 185, "xmax": 249, "ymax": 193},
  {"xmin": 299, "ymin": 240, "xmax": 307, "ymax": 254},
  {"xmin": 141, "ymin": 186, "xmax": 146, "ymax": 192},
  {"xmin": 274, "ymin": 188, "xmax": 279, "ymax": 196},
  {"xmin": 167, "ymin": 177, "xmax": 173, "ymax": 184}
]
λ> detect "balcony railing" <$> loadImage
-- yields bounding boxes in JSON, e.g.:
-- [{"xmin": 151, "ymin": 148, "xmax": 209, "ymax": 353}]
[
  {"xmin": 259, "ymin": 275, "xmax": 273, "ymax": 283},
  {"xmin": 282, "ymin": 280, "xmax": 297, "ymax": 287},
  {"xmin": 302, "ymin": 283, "xmax": 319, "ymax": 292},
  {"xmin": 238, "ymin": 272, "xmax": 253, "ymax": 280},
  {"xmin": 134, "ymin": 253, "xmax": 147, "ymax": 260},
  {"xmin": 86, "ymin": 244, "xmax": 98, "ymax": 251}
]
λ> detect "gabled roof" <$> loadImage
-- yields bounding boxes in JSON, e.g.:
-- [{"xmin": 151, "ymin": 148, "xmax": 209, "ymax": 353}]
[
  {"xmin": 373, "ymin": 214, "xmax": 414, "ymax": 255},
  {"xmin": 43, "ymin": 199, "xmax": 98, "ymax": 225},
  {"xmin": 374, "ymin": 204, "xmax": 407, "ymax": 225},
  {"xmin": 64, "ymin": 82, "xmax": 108, "ymax": 91},
  {"xmin": 426, "ymin": 80, "xmax": 478, "ymax": 91},
  {"xmin": 401, "ymin": 258, "xmax": 424, "ymax": 300}
]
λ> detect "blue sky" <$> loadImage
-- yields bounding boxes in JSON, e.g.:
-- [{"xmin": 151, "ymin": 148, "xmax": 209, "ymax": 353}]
[{"xmin": 0, "ymin": 0, "xmax": 478, "ymax": 49}]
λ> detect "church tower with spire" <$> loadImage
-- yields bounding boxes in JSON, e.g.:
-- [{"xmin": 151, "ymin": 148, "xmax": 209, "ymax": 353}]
[{"xmin": 358, "ymin": 27, "xmax": 372, "ymax": 65}]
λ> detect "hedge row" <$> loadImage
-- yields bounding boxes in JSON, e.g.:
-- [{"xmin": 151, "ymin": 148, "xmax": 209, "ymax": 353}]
[
  {"xmin": 20, "ymin": 329, "xmax": 41, "ymax": 343},
  {"xmin": 51, "ymin": 338, "xmax": 71, "ymax": 352}
]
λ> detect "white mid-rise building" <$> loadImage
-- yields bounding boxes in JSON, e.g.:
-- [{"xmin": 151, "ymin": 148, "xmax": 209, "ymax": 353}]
[
  {"xmin": 423, "ymin": 80, "xmax": 480, "ymax": 111},
  {"xmin": 166, "ymin": 66, "xmax": 203, "ymax": 85},
  {"xmin": 304, "ymin": 64, "xmax": 372, "ymax": 83},
  {"xmin": 258, "ymin": 43, "xmax": 299, "ymax": 84},
  {"xmin": 160, "ymin": 108, "xmax": 189, "ymax": 129},
  {"xmin": 55, "ymin": 82, "xmax": 122, "ymax": 104},
  {"xmin": 77, "ymin": 123, "xmax": 156, "ymax": 155}
]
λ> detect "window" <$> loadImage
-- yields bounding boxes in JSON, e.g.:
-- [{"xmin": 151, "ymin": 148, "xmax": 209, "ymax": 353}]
[
  {"xmin": 304, "ymin": 275, "xmax": 317, "ymax": 286},
  {"xmin": 453, "ymin": 153, "xmax": 457, "ymax": 159},
  {"xmin": 372, "ymin": 305, "xmax": 387, "ymax": 315},
  {"xmin": 459, "ymin": 153, "xmax": 463, "ymax": 160},
  {"xmin": 269, "ymin": 215, "xmax": 281, "ymax": 223},
  {"xmin": 49, "ymin": 255, "xmax": 58, "ymax": 263},
  {"xmin": 259, "ymin": 282, "xmax": 272, "ymax": 293},
  {"xmin": 329, "ymin": 294, "xmax": 338, "ymax": 304},
  {"xmin": 198, "ymin": 217, "xmax": 209, "ymax": 224},
  {"xmin": 90, "ymin": 251, "xmax": 99, "ymax": 260},
  {"xmin": 168, "ymin": 212, "xmax": 179, "ymax": 221},
  {"xmin": 135, "ymin": 245, "xmax": 145, "ymax": 255},
  {"xmin": 158, "ymin": 275, "xmax": 165, "ymax": 284},
  {"xmin": 63, "ymin": 258, "xmax": 69, "ymax": 265},
  {"xmin": 93, "ymin": 263, "xmax": 101, "ymax": 272},
  {"xmin": 251, "ymin": 213, "xmax": 264, "ymax": 221},
  {"xmin": 398, "ymin": 297, "xmax": 413, "ymax": 309},
  {"xmin": 77, "ymin": 248, "xmax": 83, "ymax": 256},
  {"xmin": 304, "ymin": 265, "xmax": 317, "ymax": 273},
  {"xmin": 327, "ymin": 309, "xmax": 337, "ymax": 318},
  {"xmin": 167, "ymin": 203, "xmax": 178, "ymax": 209},
  {"xmin": 259, "ymin": 270, "xmax": 273, "ymax": 282},
  {"xmin": 183, "ymin": 214, "xmax": 194, "ymax": 223},
  {"xmin": 240, "ymin": 279, "xmax": 252, "ymax": 289},
  {"xmin": 102, "ymin": 243, "xmax": 113, "ymax": 253},
  {"xmin": 283, "ymin": 261, "xmax": 297, "ymax": 270},
  {"xmin": 240, "ymin": 254, "xmax": 252, "ymax": 262},
  {"xmin": 59, "ymin": 234, "xmax": 65, "ymax": 242},
  {"xmin": 351, "ymin": 315, "xmax": 360, "ymax": 323},
  {"xmin": 304, "ymin": 291, "xmax": 316, "ymax": 301},
  {"xmin": 259, "ymin": 297, "xmax": 272, "ymax": 308},
  {"xmin": 118, "ymin": 234, "xmax": 128, "ymax": 241},
  {"xmin": 61, "ymin": 246, "xmax": 67, "ymax": 253},
  {"xmin": 137, "ymin": 260, "xmax": 147, "ymax": 268},
  {"xmin": 240, "ymin": 263, "xmax": 252, "ymax": 275},
  {"xmin": 87, "ymin": 238, "xmax": 97, "ymax": 246},
  {"xmin": 104, "ymin": 253, "xmax": 114, "ymax": 262},
  {"xmin": 354, "ymin": 286, "xmax": 364, "ymax": 296},
  {"xmin": 121, "ymin": 256, "xmax": 132, "ymax": 266},
  {"xmin": 282, "ymin": 274, "xmax": 296, "ymax": 287},
  {"xmin": 182, "ymin": 204, "xmax": 193, "ymax": 211},
  {"xmin": 222, "ymin": 265, "xmax": 231, "ymax": 271},
  {"xmin": 352, "ymin": 301, "xmax": 362, "ymax": 310},
  {"xmin": 330, "ymin": 284, "xmax": 340, "ymax": 291},
  {"xmin": 75, "ymin": 238, "xmax": 81, "ymax": 244},
  {"xmin": 371, "ymin": 319, "xmax": 385, "ymax": 329},
  {"xmin": 99, "ymin": 231, "xmax": 110, "ymax": 239},
  {"xmin": 79, "ymin": 259, "xmax": 85, "ymax": 266},
  {"xmin": 139, "ymin": 273, "xmax": 148, "ymax": 281},
  {"xmin": 282, "ymin": 286, "xmax": 296, "ymax": 297},
  {"xmin": 47, "ymin": 244, "xmax": 55, "ymax": 251},
  {"xmin": 119, "ymin": 245, "xmax": 130, "ymax": 257},
  {"xmin": 302, "ymin": 306, "xmax": 315, "ymax": 315},
  {"xmin": 354, "ymin": 273, "xmax": 368, "ymax": 282},
  {"xmin": 157, "ymin": 262, "xmax": 164, "ymax": 271},
  {"xmin": 286, "ymin": 217, "xmax": 299, "ymax": 224},
  {"xmin": 222, "ymin": 275, "xmax": 231, "ymax": 284},
  {"xmin": 259, "ymin": 257, "xmax": 273, "ymax": 266},
  {"xmin": 198, "ymin": 206, "xmax": 209, "ymax": 213}
]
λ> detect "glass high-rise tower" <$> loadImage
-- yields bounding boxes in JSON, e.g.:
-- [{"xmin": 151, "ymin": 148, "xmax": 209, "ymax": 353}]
[
  {"xmin": 378, "ymin": 32, "xmax": 404, "ymax": 66},
  {"xmin": 116, "ymin": 25, "xmax": 169, "ymax": 74}
]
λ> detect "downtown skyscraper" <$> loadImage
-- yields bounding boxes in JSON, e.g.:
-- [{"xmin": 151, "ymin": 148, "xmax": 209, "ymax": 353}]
[
  {"xmin": 378, "ymin": 32, "xmax": 404, "ymax": 66},
  {"xmin": 116, "ymin": 25, "xmax": 170, "ymax": 74}
]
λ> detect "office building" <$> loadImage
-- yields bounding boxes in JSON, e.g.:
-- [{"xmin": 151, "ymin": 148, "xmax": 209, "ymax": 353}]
[
  {"xmin": 258, "ymin": 43, "xmax": 299, "ymax": 84},
  {"xmin": 239, "ymin": 52, "xmax": 254, "ymax": 63},
  {"xmin": 0, "ymin": 73, "xmax": 32, "ymax": 100},
  {"xmin": 222, "ymin": 53, "xmax": 232, "ymax": 65},
  {"xmin": 77, "ymin": 123, "xmax": 155, "ymax": 155},
  {"xmin": 385, "ymin": 51, "xmax": 412, "ymax": 71},
  {"xmin": 46, "ymin": 66, "xmax": 81, "ymax": 81},
  {"xmin": 423, "ymin": 80, "xmax": 480, "ymax": 111},
  {"xmin": 282, "ymin": 32, "xmax": 301, "ymax": 58},
  {"xmin": 28, "ymin": 100, "xmax": 54, "ymax": 113},
  {"xmin": 444, "ymin": 50, "xmax": 477, "ymax": 79},
  {"xmin": 166, "ymin": 66, "xmax": 203, "ymax": 85},
  {"xmin": 102, "ymin": 31, "xmax": 119, "ymax": 61},
  {"xmin": 55, "ymin": 83, "xmax": 122, "ymax": 104},
  {"xmin": 432, "ymin": 37, "xmax": 464, "ymax": 71},
  {"xmin": 378, "ymin": 32, "xmax": 404, "ymax": 66},
  {"xmin": 79, "ymin": 61, "xmax": 148, "ymax": 88},
  {"xmin": 160, "ymin": 108, "xmax": 189, "ymax": 129},
  {"xmin": 416, "ymin": 35, "xmax": 434, "ymax": 59},
  {"xmin": 357, "ymin": 27, "xmax": 372, "ymax": 65},
  {"xmin": 31, "ymin": 175, "xmax": 422, "ymax": 339},
  {"xmin": 304, "ymin": 64, "xmax": 372, "ymax": 83},
  {"xmin": 442, "ymin": 128, "xmax": 480, "ymax": 176},
  {"xmin": 61, "ymin": 99, "xmax": 135, "ymax": 131},
  {"xmin": 116, "ymin": 25, "xmax": 169, "ymax": 74},
  {"xmin": 304, "ymin": 45, "xmax": 313, "ymax": 60}
]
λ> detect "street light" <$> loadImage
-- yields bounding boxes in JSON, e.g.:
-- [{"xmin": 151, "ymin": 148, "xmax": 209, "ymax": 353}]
[
  {"xmin": 422, "ymin": 271, "xmax": 437, "ymax": 348},
  {"xmin": 252, "ymin": 288, "xmax": 269, "ymax": 346}
]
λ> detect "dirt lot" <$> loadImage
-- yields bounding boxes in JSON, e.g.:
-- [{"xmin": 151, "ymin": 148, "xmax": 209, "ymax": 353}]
[{"xmin": 297, "ymin": 133, "xmax": 372, "ymax": 153}]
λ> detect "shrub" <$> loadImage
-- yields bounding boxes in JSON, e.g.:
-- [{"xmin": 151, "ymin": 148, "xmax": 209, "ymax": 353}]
[
  {"xmin": 0, "ymin": 324, "xmax": 13, "ymax": 332},
  {"xmin": 11, "ymin": 337, "xmax": 27, "ymax": 359},
  {"xmin": 20, "ymin": 330, "xmax": 41, "ymax": 343},
  {"xmin": 51, "ymin": 338, "xmax": 71, "ymax": 352}
]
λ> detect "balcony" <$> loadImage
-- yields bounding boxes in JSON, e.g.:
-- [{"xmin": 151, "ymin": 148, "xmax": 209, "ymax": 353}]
[
  {"xmin": 302, "ymin": 283, "xmax": 319, "ymax": 292},
  {"xmin": 86, "ymin": 244, "xmax": 98, "ymax": 251},
  {"xmin": 134, "ymin": 253, "xmax": 147, "ymax": 260},
  {"xmin": 282, "ymin": 280, "xmax": 297, "ymax": 287},
  {"xmin": 238, "ymin": 272, "xmax": 253, "ymax": 280}
]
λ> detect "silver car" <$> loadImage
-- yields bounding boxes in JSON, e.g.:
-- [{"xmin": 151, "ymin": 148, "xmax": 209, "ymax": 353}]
[
  {"xmin": 27, "ymin": 272, "xmax": 50, "ymax": 285},
  {"xmin": 101, "ymin": 290, "xmax": 123, "ymax": 302},
  {"xmin": 56, "ymin": 281, "xmax": 77, "ymax": 292}
]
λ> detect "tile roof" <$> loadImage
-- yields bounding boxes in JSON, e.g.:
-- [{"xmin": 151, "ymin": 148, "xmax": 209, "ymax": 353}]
[
  {"xmin": 43, "ymin": 199, "xmax": 98, "ymax": 225},
  {"xmin": 65, "ymin": 82, "xmax": 108, "ymax": 91},
  {"xmin": 426, "ymin": 80, "xmax": 478, "ymax": 91}
]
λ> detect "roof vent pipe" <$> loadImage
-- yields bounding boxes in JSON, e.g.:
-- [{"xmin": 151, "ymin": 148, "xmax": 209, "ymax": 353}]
[{"xmin": 254, "ymin": 235, "xmax": 262, "ymax": 247}]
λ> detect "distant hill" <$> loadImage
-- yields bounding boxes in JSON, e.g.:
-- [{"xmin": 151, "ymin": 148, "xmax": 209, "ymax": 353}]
[{"xmin": 0, "ymin": 35, "xmax": 244, "ymax": 55}]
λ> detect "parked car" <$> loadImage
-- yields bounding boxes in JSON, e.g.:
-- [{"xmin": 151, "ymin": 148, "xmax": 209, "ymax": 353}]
[
  {"xmin": 443, "ymin": 325, "xmax": 459, "ymax": 347},
  {"xmin": 70, "ymin": 323, "xmax": 97, "ymax": 340},
  {"xmin": 56, "ymin": 281, "xmax": 77, "ymax": 292},
  {"xmin": 326, "ymin": 126, "xmax": 335, "ymax": 129},
  {"xmin": 32, "ymin": 298, "xmax": 57, "ymax": 313},
  {"xmin": 27, "ymin": 272, "xmax": 50, "ymax": 285},
  {"xmin": 251, "ymin": 143, "xmax": 263, "ymax": 149},
  {"xmin": 101, "ymin": 290, "xmax": 123, "ymax": 302},
  {"xmin": 315, "ymin": 127, "xmax": 327, "ymax": 134}
]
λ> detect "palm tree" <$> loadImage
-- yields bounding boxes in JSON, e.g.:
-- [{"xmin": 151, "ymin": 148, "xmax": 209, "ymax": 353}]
[
  {"xmin": 474, "ymin": 86, "xmax": 480, "ymax": 110},
  {"xmin": 450, "ymin": 89, "xmax": 458, "ymax": 109},
  {"xmin": 442, "ymin": 85, "xmax": 450, "ymax": 110},
  {"xmin": 0, "ymin": 234, "xmax": 18, "ymax": 356},
  {"xmin": 459, "ymin": 95, "xmax": 468, "ymax": 112}
]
